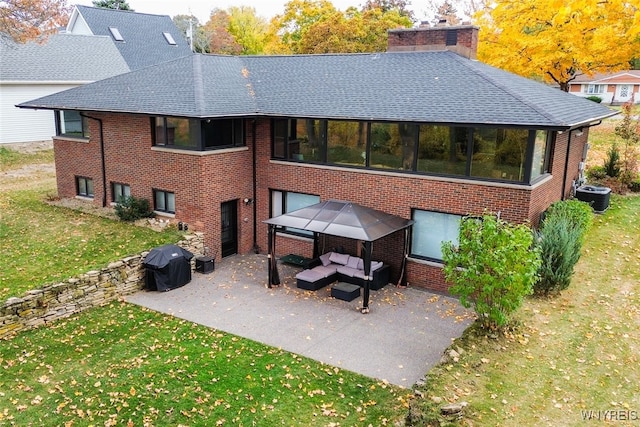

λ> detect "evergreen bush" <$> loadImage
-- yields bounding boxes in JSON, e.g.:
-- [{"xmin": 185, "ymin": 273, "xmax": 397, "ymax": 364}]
[
  {"xmin": 586, "ymin": 96, "xmax": 602, "ymax": 103},
  {"xmin": 603, "ymin": 143, "xmax": 621, "ymax": 178},
  {"xmin": 114, "ymin": 196, "xmax": 154, "ymax": 222},
  {"xmin": 534, "ymin": 199, "xmax": 593, "ymax": 295}
]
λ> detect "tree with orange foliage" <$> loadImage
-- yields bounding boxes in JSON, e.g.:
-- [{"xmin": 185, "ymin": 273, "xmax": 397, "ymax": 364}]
[
  {"xmin": 0, "ymin": 0, "xmax": 71, "ymax": 43},
  {"xmin": 476, "ymin": 0, "xmax": 640, "ymax": 91}
]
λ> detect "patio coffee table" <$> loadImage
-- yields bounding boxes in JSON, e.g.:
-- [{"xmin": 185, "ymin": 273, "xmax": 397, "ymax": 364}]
[{"xmin": 331, "ymin": 282, "xmax": 361, "ymax": 302}]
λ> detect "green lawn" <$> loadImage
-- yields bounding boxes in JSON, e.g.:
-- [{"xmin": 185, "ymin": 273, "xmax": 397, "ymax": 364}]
[
  {"xmin": 0, "ymin": 188, "xmax": 183, "ymax": 300},
  {"xmin": 0, "ymin": 146, "xmax": 409, "ymax": 425},
  {"xmin": 0, "ymin": 302, "xmax": 409, "ymax": 426},
  {"xmin": 408, "ymin": 194, "xmax": 640, "ymax": 426}
]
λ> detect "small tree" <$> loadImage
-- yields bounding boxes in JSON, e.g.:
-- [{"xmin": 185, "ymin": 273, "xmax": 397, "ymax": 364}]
[
  {"xmin": 534, "ymin": 199, "xmax": 592, "ymax": 296},
  {"xmin": 442, "ymin": 214, "xmax": 541, "ymax": 330},
  {"xmin": 614, "ymin": 100, "xmax": 640, "ymax": 188}
]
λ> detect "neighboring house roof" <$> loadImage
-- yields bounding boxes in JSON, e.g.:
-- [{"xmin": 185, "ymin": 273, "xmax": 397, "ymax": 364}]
[
  {"xmin": 571, "ymin": 70, "xmax": 640, "ymax": 84},
  {"xmin": 19, "ymin": 51, "xmax": 616, "ymax": 129},
  {"xmin": 0, "ymin": 33, "xmax": 129, "ymax": 83},
  {"xmin": 67, "ymin": 5, "xmax": 192, "ymax": 70}
]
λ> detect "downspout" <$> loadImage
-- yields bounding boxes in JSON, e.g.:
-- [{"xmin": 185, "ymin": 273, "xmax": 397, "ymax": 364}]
[
  {"xmin": 81, "ymin": 113, "xmax": 106, "ymax": 207},
  {"xmin": 560, "ymin": 120, "xmax": 602, "ymax": 200},
  {"xmin": 252, "ymin": 119, "xmax": 259, "ymax": 253},
  {"xmin": 561, "ymin": 130, "xmax": 572, "ymax": 200}
]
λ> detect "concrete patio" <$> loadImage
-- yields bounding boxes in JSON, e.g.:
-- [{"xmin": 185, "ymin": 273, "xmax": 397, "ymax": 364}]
[{"xmin": 126, "ymin": 254, "xmax": 474, "ymax": 388}]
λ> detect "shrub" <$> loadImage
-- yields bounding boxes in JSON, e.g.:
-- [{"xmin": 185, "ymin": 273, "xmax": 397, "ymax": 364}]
[
  {"xmin": 534, "ymin": 199, "xmax": 593, "ymax": 296},
  {"xmin": 586, "ymin": 95, "xmax": 602, "ymax": 103},
  {"xmin": 630, "ymin": 178, "xmax": 640, "ymax": 193},
  {"xmin": 603, "ymin": 143, "xmax": 621, "ymax": 178},
  {"xmin": 585, "ymin": 165, "xmax": 607, "ymax": 182},
  {"xmin": 442, "ymin": 214, "xmax": 541, "ymax": 330},
  {"xmin": 543, "ymin": 199, "xmax": 593, "ymax": 242},
  {"xmin": 534, "ymin": 216, "xmax": 583, "ymax": 295},
  {"xmin": 114, "ymin": 196, "xmax": 154, "ymax": 222}
]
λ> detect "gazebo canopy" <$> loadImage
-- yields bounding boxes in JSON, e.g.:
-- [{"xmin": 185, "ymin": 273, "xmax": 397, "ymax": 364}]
[{"xmin": 263, "ymin": 199, "xmax": 414, "ymax": 242}]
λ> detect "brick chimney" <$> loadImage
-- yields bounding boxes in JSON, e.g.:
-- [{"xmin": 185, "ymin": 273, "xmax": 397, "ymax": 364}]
[{"xmin": 387, "ymin": 24, "xmax": 479, "ymax": 59}]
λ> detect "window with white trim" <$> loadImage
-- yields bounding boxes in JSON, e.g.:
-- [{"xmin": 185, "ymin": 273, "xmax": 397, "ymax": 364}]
[{"xmin": 584, "ymin": 84, "xmax": 605, "ymax": 94}]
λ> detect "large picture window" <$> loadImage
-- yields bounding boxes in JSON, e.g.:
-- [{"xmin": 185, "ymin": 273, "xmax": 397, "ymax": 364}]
[
  {"xmin": 203, "ymin": 118, "xmax": 245, "ymax": 149},
  {"xmin": 271, "ymin": 190, "xmax": 320, "ymax": 236},
  {"xmin": 273, "ymin": 119, "xmax": 325, "ymax": 161},
  {"xmin": 369, "ymin": 122, "xmax": 416, "ymax": 170},
  {"xmin": 411, "ymin": 210, "xmax": 461, "ymax": 261},
  {"xmin": 57, "ymin": 111, "xmax": 90, "ymax": 139},
  {"xmin": 153, "ymin": 117, "xmax": 244, "ymax": 150},
  {"xmin": 272, "ymin": 119, "xmax": 552, "ymax": 185}
]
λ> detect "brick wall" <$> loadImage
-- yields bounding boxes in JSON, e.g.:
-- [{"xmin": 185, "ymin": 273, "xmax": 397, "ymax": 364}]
[
  {"xmin": 387, "ymin": 25, "xmax": 479, "ymax": 59},
  {"xmin": 52, "ymin": 115, "xmax": 587, "ymax": 293},
  {"xmin": 53, "ymin": 113, "xmax": 255, "ymax": 258}
]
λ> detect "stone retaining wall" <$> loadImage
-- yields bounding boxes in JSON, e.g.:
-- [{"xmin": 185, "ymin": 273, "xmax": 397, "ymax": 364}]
[{"xmin": 0, "ymin": 233, "xmax": 205, "ymax": 340}]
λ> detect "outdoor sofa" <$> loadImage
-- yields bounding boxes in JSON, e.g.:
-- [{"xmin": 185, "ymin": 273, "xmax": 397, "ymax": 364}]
[{"xmin": 295, "ymin": 251, "xmax": 390, "ymax": 291}]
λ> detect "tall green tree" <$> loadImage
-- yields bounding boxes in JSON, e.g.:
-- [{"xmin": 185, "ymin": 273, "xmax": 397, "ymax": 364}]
[
  {"xmin": 0, "ymin": 0, "xmax": 71, "ymax": 43},
  {"xmin": 297, "ymin": 7, "xmax": 411, "ymax": 53},
  {"xmin": 475, "ymin": 0, "xmax": 640, "ymax": 91},
  {"xmin": 92, "ymin": 0, "xmax": 132, "ymax": 10},
  {"xmin": 227, "ymin": 6, "xmax": 269, "ymax": 55},
  {"xmin": 273, "ymin": 0, "xmax": 411, "ymax": 54},
  {"xmin": 270, "ymin": 0, "xmax": 338, "ymax": 54}
]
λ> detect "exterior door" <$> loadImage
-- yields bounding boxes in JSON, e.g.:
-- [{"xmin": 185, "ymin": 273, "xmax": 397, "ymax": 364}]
[
  {"xmin": 616, "ymin": 84, "xmax": 632, "ymax": 103},
  {"xmin": 221, "ymin": 200, "xmax": 238, "ymax": 258}
]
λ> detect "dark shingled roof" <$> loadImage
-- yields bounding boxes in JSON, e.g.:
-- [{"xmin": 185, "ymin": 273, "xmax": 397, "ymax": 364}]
[
  {"xmin": 74, "ymin": 5, "xmax": 192, "ymax": 70},
  {"xmin": 0, "ymin": 34, "xmax": 129, "ymax": 81},
  {"xmin": 19, "ymin": 50, "xmax": 616, "ymax": 129}
]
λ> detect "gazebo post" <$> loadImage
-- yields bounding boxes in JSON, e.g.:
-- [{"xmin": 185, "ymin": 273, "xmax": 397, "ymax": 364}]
[
  {"xmin": 362, "ymin": 240, "xmax": 372, "ymax": 314},
  {"xmin": 267, "ymin": 224, "xmax": 280, "ymax": 287},
  {"xmin": 313, "ymin": 232, "xmax": 320, "ymax": 259}
]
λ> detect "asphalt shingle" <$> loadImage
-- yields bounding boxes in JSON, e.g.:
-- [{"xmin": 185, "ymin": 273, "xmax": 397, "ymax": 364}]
[
  {"xmin": 19, "ymin": 50, "xmax": 616, "ymax": 129},
  {"xmin": 0, "ymin": 33, "xmax": 129, "ymax": 81},
  {"xmin": 75, "ymin": 5, "xmax": 192, "ymax": 70}
]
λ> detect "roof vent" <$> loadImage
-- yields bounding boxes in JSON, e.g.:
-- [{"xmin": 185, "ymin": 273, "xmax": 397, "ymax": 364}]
[
  {"xmin": 109, "ymin": 27, "xmax": 124, "ymax": 41},
  {"xmin": 163, "ymin": 32, "xmax": 176, "ymax": 45}
]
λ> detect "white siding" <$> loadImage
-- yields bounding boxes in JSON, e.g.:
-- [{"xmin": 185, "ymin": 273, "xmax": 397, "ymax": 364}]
[{"xmin": 0, "ymin": 84, "xmax": 78, "ymax": 144}]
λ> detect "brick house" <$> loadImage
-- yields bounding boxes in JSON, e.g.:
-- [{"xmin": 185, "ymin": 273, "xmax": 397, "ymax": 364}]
[
  {"xmin": 19, "ymin": 25, "xmax": 615, "ymax": 292},
  {"xmin": 568, "ymin": 70, "xmax": 640, "ymax": 105}
]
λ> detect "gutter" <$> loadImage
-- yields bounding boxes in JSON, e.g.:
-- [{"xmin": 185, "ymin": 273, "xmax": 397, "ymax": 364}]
[{"xmin": 80, "ymin": 113, "xmax": 107, "ymax": 207}]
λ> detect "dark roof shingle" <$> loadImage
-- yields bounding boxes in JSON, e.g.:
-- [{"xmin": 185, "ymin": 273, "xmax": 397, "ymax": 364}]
[
  {"xmin": 0, "ymin": 33, "xmax": 129, "ymax": 81},
  {"xmin": 75, "ymin": 5, "xmax": 192, "ymax": 70},
  {"xmin": 19, "ymin": 50, "xmax": 615, "ymax": 129}
]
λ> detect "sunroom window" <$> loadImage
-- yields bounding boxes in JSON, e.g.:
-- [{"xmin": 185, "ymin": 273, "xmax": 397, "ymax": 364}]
[{"xmin": 57, "ymin": 111, "xmax": 90, "ymax": 139}]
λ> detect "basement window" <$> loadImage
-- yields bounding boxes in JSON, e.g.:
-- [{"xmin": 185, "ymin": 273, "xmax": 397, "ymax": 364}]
[
  {"xmin": 109, "ymin": 27, "xmax": 124, "ymax": 41},
  {"xmin": 163, "ymin": 32, "xmax": 176, "ymax": 45}
]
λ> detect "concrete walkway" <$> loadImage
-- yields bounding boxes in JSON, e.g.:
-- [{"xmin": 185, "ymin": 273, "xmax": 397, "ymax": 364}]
[{"xmin": 126, "ymin": 254, "xmax": 474, "ymax": 388}]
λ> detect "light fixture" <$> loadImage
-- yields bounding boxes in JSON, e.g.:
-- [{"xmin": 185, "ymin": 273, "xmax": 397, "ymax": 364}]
[
  {"xmin": 574, "ymin": 128, "xmax": 584, "ymax": 137},
  {"xmin": 244, "ymin": 198, "xmax": 253, "ymax": 205}
]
